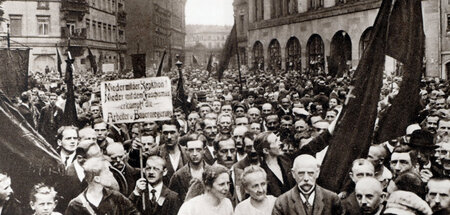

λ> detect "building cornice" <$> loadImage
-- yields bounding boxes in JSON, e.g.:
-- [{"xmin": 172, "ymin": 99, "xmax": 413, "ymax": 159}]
[{"xmin": 249, "ymin": 0, "xmax": 381, "ymax": 31}]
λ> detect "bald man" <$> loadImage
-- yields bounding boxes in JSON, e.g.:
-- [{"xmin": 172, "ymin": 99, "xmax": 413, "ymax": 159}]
[
  {"xmin": 353, "ymin": 177, "xmax": 386, "ymax": 215},
  {"xmin": 106, "ymin": 143, "xmax": 140, "ymax": 196},
  {"xmin": 342, "ymin": 159, "xmax": 376, "ymax": 215},
  {"xmin": 272, "ymin": 155, "xmax": 342, "ymax": 215}
]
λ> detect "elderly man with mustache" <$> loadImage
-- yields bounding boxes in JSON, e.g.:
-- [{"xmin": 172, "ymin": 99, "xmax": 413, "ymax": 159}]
[{"xmin": 272, "ymin": 155, "xmax": 342, "ymax": 215}]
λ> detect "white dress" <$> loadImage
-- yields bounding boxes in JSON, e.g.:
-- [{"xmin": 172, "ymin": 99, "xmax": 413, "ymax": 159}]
[
  {"xmin": 177, "ymin": 194, "xmax": 233, "ymax": 215},
  {"xmin": 234, "ymin": 195, "xmax": 277, "ymax": 215}
]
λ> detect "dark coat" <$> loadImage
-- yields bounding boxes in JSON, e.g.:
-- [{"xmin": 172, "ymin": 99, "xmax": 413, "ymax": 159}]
[
  {"xmin": 261, "ymin": 155, "xmax": 295, "ymax": 197},
  {"xmin": 129, "ymin": 185, "xmax": 180, "ymax": 215},
  {"xmin": 56, "ymin": 163, "xmax": 88, "ymax": 212},
  {"xmin": 272, "ymin": 185, "xmax": 342, "ymax": 215},
  {"xmin": 203, "ymin": 145, "xmax": 216, "ymax": 165},
  {"xmin": 342, "ymin": 192, "xmax": 360, "ymax": 215},
  {"xmin": 233, "ymin": 156, "xmax": 252, "ymax": 171},
  {"xmin": 17, "ymin": 103, "xmax": 35, "ymax": 128},
  {"xmin": 168, "ymin": 163, "xmax": 210, "ymax": 201},
  {"xmin": 157, "ymin": 145, "xmax": 189, "ymax": 185},
  {"xmin": 0, "ymin": 197, "xmax": 22, "ymax": 215},
  {"xmin": 38, "ymin": 104, "xmax": 63, "ymax": 147},
  {"xmin": 65, "ymin": 188, "xmax": 139, "ymax": 215},
  {"xmin": 114, "ymin": 163, "xmax": 141, "ymax": 196}
]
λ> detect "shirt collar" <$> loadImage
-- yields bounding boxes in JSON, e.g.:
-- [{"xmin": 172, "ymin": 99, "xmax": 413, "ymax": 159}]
[
  {"xmin": 298, "ymin": 185, "xmax": 316, "ymax": 205},
  {"xmin": 148, "ymin": 182, "xmax": 163, "ymax": 200}
]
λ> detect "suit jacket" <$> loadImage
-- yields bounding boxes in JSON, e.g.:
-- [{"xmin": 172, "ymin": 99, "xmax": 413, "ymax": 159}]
[
  {"xmin": 230, "ymin": 166, "xmax": 245, "ymax": 205},
  {"xmin": 272, "ymin": 185, "xmax": 342, "ymax": 215},
  {"xmin": 113, "ymin": 163, "xmax": 141, "ymax": 196},
  {"xmin": 129, "ymin": 185, "xmax": 180, "ymax": 215},
  {"xmin": 168, "ymin": 162, "xmax": 210, "ymax": 201},
  {"xmin": 203, "ymin": 144, "xmax": 216, "ymax": 165},
  {"xmin": 261, "ymin": 155, "xmax": 295, "ymax": 197},
  {"xmin": 157, "ymin": 144, "xmax": 189, "ymax": 185},
  {"xmin": 233, "ymin": 156, "xmax": 252, "ymax": 171},
  {"xmin": 17, "ymin": 103, "xmax": 35, "ymax": 128},
  {"xmin": 55, "ymin": 162, "xmax": 87, "ymax": 212},
  {"xmin": 342, "ymin": 192, "xmax": 359, "ymax": 215}
]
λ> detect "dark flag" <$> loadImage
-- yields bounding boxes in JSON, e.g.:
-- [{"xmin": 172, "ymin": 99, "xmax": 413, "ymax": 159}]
[
  {"xmin": 217, "ymin": 24, "xmax": 237, "ymax": 82},
  {"xmin": 0, "ymin": 89, "xmax": 64, "ymax": 200},
  {"xmin": 156, "ymin": 50, "xmax": 166, "ymax": 77},
  {"xmin": 165, "ymin": 52, "xmax": 172, "ymax": 73},
  {"xmin": 206, "ymin": 53, "xmax": 213, "ymax": 78},
  {"xmin": 192, "ymin": 55, "xmax": 198, "ymax": 65},
  {"xmin": 56, "ymin": 47, "xmax": 62, "ymax": 78},
  {"xmin": 131, "ymin": 54, "xmax": 146, "ymax": 78},
  {"xmin": 175, "ymin": 67, "xmax": 188, "ymax": 116},
  {"xmin": 61, "ymin": 52, "xmax": 78, "ymax": 127},
  {"xmin": 87, "ymin": 47, "xmax": 97, "ymax": 75},
  {"xmin": 317, "ymin": 0, "xmax": 394, "ymax": 192},
  {"xmin": 375, "ymin": 0, "xmax": 425, "ymax": 143},
  {"xmin": 0, "ymin": 49, "xmax": 29, "ymax": 98}
]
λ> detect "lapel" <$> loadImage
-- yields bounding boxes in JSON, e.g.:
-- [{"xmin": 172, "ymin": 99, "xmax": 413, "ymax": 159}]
[
  {"xmin": 313, "ymin": 186, "xmax": 325, "ymax": 215},
  {"xmin": 233, "ymin": 167, "xmax": 244, "ymax": 201},
  {"xmin": 291, "ymin": 187, "xmax": 306, "ymax": 215}
]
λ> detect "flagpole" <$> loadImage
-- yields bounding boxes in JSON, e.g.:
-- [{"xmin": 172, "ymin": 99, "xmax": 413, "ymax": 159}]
[{"xmin": 233, "ymin": 18, "xmax": 243, "ymax": 95}]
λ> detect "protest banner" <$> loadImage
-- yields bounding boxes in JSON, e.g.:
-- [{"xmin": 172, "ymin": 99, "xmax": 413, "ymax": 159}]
[{"xmin": 101, "ymin": 77, "xmax": 173, "ymax": 124}]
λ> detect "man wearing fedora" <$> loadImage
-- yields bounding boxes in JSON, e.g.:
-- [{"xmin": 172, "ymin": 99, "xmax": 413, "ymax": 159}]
[{"xmin": 407, "ymin": 129, "xmax": 439, "ymax": 183}]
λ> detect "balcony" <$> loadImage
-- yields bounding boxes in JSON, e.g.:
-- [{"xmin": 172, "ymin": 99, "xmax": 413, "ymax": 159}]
[
  {"xmin": 118, "ymin": 10, "xmax": 126, "ymax": 26},
  {"xmin": 61, "ymin": 0, "xmax": 88, "ymax": 13},
  {"xmin": 61, "ymin": 27, "xmax": 87, "ymax": 40}
]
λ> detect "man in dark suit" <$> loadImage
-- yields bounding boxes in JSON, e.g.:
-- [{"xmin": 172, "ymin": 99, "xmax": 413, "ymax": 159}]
[
  {"xmin": 130, "ymin": 155, "xmax": 180, "ymax": 215},
  {"xmin": 106, "ymin": 143, "xmax": 140, "ymax": 196},
  {"xmin": 156, "ymin": 118, "xmax": 189, "ymax": 185},
  {"xmin": 37, "ymin": 93, "xmax": 63, "ymax": 148},
  {"xmin": 202, "ymin": 118, "xmax": 218, "ymax": 165},
  {"xmin": 342, "ymin": 159, "xmax": 375, "ymax": 215},
  {"xmin": 17, "ymin": 92, "xmax": 36, "ymax": 128},
  {"xmin": 273, "ymin": 155, "xmax": 342, "ymax": 215},
  {"xmin": 169, "ymin": 133, "xmax": 210, "ymax": 201}
]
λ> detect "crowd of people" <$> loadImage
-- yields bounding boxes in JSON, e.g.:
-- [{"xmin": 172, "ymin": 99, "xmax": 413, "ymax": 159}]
[{"xmin": 1, "ymin": 64, "xmax": 449, "ymax": 215}]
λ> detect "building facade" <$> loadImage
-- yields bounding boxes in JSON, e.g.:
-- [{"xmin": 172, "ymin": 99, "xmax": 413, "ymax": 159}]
[
  {"xmin": 125, "ymin": 0, "xmax": 186, "ymax": 72},
  {"xmin": 1, "ymin": 0, "xmax": 127, "ymax": 74},
  {"xmin": 236, "ymin": 0, "xmax": 442, "ymax": 77},
  {"xmin": 185, "ymin": 24, "xmax": 231, "ymax": 66}
]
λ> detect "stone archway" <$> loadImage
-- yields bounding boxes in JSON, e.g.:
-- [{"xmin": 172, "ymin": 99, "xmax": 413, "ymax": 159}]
[
  {"xmin": 307, "ymin": 34, "xmax": 325, "ymax": 74},
  {"xmin": 286, "ymin": 36, "xmax": 301, "ymax": 71},
  {"xmin": 330, "ymin": 30, "xmax": 352, "ymax": 77},
  {"xmin": 268, "ymin": 39, "xmax": 281, "ymax": 71},
  {"xmin": 253, "ymin": 41, "xmax": 264, "ymax": 70}
]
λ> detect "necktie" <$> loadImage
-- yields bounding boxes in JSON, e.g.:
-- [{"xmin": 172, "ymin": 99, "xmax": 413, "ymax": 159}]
[
  {"xmin": 64, "ymin": 156, "xmax": 70, "ymax": 166},
  {"xmin": 303, "ymin": 193, "xmax": 313, "ymax": 215},
  {"xmin": 150, "ymin": 189, "xmax": 157, "ymax": 204},
  {"xmin": 229, "ymin": 172, "xmax": 234, "ymax": 195}
]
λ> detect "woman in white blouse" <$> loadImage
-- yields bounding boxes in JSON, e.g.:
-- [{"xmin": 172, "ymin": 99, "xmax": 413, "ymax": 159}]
[
  {"xmin": 234, "ymin": 165, "xmax": 277, "ymax": 215},
  {"xmin": 177, "ymin": 164, "xmax": 233, "ymax": 215}
]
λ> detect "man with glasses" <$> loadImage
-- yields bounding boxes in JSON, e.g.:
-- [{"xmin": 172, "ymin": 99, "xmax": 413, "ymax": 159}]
[{"xmin": 106, "ymin": 143, "xmax": 140, "ymax": 196}]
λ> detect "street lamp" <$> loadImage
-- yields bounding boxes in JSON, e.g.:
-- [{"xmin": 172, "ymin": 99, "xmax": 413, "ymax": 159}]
[{"xmin": 175, "ymin": 54, "xmax": 183, "ymax": 70}]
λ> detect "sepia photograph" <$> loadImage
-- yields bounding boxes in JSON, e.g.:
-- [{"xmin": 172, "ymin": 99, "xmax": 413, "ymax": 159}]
[{"xmin": 0, "ymin": 0, "xmax": 448, "ymax": 214}]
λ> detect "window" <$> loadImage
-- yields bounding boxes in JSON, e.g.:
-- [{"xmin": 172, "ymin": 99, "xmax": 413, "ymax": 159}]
[
  {"xmin": 239, "ymin": 15, "xmax": 245, "ymax": 34},
  {"xmin": 448, "ymin": 15, "xmax": 450, "ymax": 32},
  {"xmin": 37, "ymin": 1, "xmax": 49, "ymax": 10},
  {"xmin": 9, "ymin": 15, "xmax": 22, "ymax": 36},
  {"xmin": 86, "ymin": 19, "xmax": 90, "ymax": 38},
  {"xmin": 37, "ymin": 16, "xmax": 50, "ymax": 35},
  {"xmin": 66, "ymin": 22, "xmax": 76, "ymax": 36},
  {"xmin": 308, "ymin": 0, "xmax": 324, "ymax": 10}
]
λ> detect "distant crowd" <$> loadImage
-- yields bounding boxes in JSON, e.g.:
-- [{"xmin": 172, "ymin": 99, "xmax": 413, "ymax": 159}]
[{"xmin": 1, "ymin": 64, "xmax": 449, "ymax": 215}]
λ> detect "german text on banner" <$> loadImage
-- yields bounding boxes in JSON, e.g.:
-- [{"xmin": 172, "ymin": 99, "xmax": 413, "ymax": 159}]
[{"xmin": 101, "ymin": 77, "xmax": 173, "ymax": 123}]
